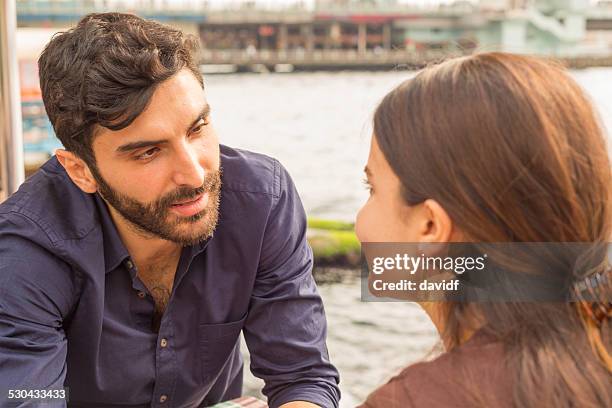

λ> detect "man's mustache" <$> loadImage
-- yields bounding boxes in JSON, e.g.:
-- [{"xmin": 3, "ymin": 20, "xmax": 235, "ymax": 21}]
[{"xmin": 156, "ymin": 170, "xmax": 222, "ymax": 210}]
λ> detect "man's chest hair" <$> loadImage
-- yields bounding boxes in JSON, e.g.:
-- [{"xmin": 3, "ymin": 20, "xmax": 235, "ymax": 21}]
[{"xmin": 137, "ymin": 260, "xmax": 178, "ymax": 331}]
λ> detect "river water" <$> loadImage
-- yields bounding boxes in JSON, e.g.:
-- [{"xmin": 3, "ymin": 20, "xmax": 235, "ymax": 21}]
[
  {"xmin": 206, "ymin": 68, "xmax": 612, "ymax": 223},
  {"xmin": 203, "ymin": 69, "xmax": 612, "ymax": 405}
]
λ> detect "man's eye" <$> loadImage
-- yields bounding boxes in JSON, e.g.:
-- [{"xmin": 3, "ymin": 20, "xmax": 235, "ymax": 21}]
[
  {"xmin": 191, "ymin": 118, "xmax": 210, "ymax": 135},
  {"xmin": 136, "ymin": 147, "xmax": 159, "ymax": 160}
]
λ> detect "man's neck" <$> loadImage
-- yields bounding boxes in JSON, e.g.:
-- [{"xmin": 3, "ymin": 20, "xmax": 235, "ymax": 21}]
[{"xmin": 106, "ymin": 204, "xmax": 181, "ymax": 270}]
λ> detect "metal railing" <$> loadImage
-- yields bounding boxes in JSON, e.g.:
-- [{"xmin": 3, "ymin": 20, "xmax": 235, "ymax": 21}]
[{"xmin": 200, "ymin": 48, "xmax": 457, "ymax": 65}]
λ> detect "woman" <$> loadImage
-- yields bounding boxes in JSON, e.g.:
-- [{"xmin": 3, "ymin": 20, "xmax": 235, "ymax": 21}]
[{"xmin": 355, "ymin": 53, "xmax": 611, "ymax": 407}]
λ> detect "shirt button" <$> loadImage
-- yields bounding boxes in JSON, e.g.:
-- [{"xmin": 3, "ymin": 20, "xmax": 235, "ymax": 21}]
[
  {"xmin": 137, "ymin": 291, "xmax": 146, "ymax": 299},
  {"xmin": 125, "ymin": 260, "xmax": 134, "ymax": 269},
  {"xmin": 159, "ymin": 395, "xmax": 167, "ymax": 403},
  {"xmin": 160, "ymin": 338, "xmax": 168, "ymax": 348}
]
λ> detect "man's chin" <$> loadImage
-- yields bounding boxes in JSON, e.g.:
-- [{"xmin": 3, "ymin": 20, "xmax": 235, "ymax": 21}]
[
  {"xmin": 165, "ymin": 211, "xmax": 218, "ymax": 245},
  {"xmin": 173, "ymin": 210, "xmax": 206, "ymax": 223}
]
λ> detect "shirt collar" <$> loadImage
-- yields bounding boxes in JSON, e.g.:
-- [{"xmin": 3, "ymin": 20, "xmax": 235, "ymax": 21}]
[
  {"xmin": 93, "ymin": 193, "xmax": 214, "ymax": 274},
  {"xmin": 93, "ymin": 193, "xmax": 131, "ymax": 274}
]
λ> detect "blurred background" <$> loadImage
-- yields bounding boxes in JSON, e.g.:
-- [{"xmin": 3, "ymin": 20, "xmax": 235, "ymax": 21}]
[{"xmin": 3, "ymin": 0, "xmax": 612, "ymax": 405}]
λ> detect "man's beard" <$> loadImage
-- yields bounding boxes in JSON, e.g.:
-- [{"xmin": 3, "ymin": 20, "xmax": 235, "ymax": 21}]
[{"xmin": 94, "ymin": 168, "xmax": 222, "ymax": 246}]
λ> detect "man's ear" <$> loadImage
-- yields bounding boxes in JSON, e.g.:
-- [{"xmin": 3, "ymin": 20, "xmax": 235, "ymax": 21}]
[{"xmin": 55, "ymin": 149, "xmax": 98, "ymax": 194}]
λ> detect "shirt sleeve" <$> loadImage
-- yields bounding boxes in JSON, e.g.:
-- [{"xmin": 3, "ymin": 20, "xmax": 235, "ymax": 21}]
[
  {"xmin": 242, "ymin": 160, "xmax": 340, "ymax": 408},
  {"xmin": 0, "ymin": 224, "xmax": 77, "ymax": 407}
]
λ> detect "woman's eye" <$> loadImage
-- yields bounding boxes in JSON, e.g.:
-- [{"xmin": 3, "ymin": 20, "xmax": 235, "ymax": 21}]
[
  {"xmin": 136, "ymin": 147, "xmax": 159, "ymax": 161},
  {"xmin": 362, "ymin": 177, "xmax": 374, "ymax": 195}
]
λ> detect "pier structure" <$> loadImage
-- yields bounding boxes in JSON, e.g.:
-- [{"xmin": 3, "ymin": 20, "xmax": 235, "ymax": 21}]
[
  {"xmin": 16, "ymin": 0, "xmax": 612, "ymax": 66},
  {"xmin": 13, "ymin": 0, "xmax": 612, "ymax": 64}
]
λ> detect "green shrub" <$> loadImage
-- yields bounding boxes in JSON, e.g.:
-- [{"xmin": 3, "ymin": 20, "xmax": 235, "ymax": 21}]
[
  {"xmin": 307, "ymin": 219, "xmax": 360, "ymax": 267},
  {"xmin": 307, "ymin": 218, "xmax": 354, "ymax": 232}
]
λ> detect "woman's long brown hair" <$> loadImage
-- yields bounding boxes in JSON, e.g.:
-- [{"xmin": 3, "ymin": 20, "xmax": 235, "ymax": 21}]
[{"xmin": 373, "ymin": 53, "xmax": 611, "ymax": 407}]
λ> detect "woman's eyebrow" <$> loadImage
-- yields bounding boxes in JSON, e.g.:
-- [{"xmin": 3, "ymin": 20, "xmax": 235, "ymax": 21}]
[{"xmin": 364, "ymin": 166, "xmax": 373, "ymax": 178}]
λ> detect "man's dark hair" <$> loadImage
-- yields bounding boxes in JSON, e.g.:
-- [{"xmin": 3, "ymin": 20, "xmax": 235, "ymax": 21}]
[{"xmin": 38, "ymin": 12, "xmax": 203, "ymax": 166}]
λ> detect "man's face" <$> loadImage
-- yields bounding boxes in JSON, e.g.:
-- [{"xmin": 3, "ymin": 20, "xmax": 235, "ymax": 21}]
[{"xmin": 90, "ymin": 69, "xmax": 221, "ymax": 246}]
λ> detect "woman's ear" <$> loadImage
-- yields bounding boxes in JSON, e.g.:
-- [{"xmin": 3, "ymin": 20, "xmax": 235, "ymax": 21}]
[
  {"xmin": 419, "ymin": 199, "xmax": 453, "ymax": 243},
  {"xmin": 55, "ymin": 149, "xmax": 98, "ymax": 194}
]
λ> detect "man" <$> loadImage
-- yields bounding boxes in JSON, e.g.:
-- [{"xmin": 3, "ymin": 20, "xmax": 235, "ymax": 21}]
[{"xmin": 0, "ymin": 13, "xmax": 339, "ymax": 408}]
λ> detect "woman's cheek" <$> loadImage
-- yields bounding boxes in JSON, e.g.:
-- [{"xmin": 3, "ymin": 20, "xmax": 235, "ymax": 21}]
[
  {"xmin": 355, "ymin": 202, "xmax": 378, "ymax": 243},
  {"xmin": 355, "ymin": 206, "xmax": 367, "ymax": 243}
]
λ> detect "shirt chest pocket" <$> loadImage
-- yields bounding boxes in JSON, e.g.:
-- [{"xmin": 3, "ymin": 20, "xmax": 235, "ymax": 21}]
[{"xmin": 198, "ymin": 314, "xmax": 247, "ymax": 384}]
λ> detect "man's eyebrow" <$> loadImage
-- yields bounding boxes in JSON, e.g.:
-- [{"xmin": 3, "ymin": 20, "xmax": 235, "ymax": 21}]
[
  {"xmin": 115, "ymin": 104, "xmax": 211, "ymax": 154},
  {"xmin": 116, "ymin": 139, "xmax": 168, "ymax": 154},
  {"xmin": 186, "ymin": 103, "xmax": 211, "ymax": 134}
]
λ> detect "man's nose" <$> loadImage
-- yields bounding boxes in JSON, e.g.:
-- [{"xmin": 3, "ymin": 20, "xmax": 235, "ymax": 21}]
[{"xmin": 172, "ymin": 144, "xmax": 205, "ymax": 188}]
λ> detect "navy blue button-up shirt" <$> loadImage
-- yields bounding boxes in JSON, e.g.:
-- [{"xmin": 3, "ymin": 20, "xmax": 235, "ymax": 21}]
[{"xmin": 0, "ymin": 145, "xmax": 340, "ymax": 407}]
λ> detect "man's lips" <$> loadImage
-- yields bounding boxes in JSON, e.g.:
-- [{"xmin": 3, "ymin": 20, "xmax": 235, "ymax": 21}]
[
  {"xmin": 170, "ymin": 193, "xmax": 209, "ymax": 217},
  {"xmin": 173, "ymin": 196, "xmax": 201, "ymax": 206}
]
